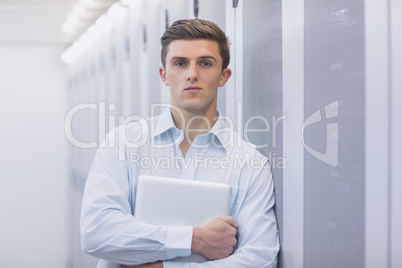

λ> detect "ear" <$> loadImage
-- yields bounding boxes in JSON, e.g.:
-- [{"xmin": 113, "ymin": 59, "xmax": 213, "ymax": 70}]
[
  {"xmin": 159, "ymin": 66, "xmax": 169, "ymax": 86},
  {"xmin": 218, "ymin": 68, "xmax": 232, "ymax": 87}
]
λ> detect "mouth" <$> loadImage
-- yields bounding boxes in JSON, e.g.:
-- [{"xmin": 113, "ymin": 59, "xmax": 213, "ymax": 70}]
[{"xmin": 184, "ymin": 86, "xmax": 202, "ymax": 93}]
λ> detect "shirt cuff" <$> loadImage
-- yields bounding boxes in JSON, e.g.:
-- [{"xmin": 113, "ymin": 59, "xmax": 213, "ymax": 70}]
[
  {"xmin": 163, "ymin": 261, "xmax": 189, "ymax": 268},
  {"xmin": 165, "ymin": 226, "xmax": 192, "ymax": 259}
]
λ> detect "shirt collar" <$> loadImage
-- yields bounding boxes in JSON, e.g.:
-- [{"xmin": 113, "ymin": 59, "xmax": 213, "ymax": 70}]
[
  {"xmin": 152, "ymin": 106, "xmax": 177, "ymax": 138},
  {"xmin": 152, "ymin": 107, "xmax": 232, "ymax": 151},
  {"xmin": 208, "ymin": 111, "xmax": 232, "ymax": 151}
]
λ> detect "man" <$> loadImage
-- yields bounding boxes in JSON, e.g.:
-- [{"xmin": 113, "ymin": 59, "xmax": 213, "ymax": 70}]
[{"xmin": 81, "ymin": 19, "xmax": 279, "ymax": 268}]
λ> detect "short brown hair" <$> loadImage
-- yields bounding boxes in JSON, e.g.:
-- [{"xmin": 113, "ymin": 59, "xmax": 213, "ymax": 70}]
[{"xmin": 160, "ymin": 19, "xmax": 230, "ymax": 71}]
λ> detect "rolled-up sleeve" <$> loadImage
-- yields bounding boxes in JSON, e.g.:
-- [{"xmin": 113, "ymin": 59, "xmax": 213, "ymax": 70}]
[{"xmin": 80, "ymin": 128, "xmax": 192, "ymax": 265}]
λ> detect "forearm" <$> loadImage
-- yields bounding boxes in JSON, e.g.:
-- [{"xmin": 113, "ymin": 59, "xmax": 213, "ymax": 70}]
[
  {"xmin": 163, "ymin": 243, "xmax": 278, "ymax": 268},
  {"xmin": 81, "ymin": 139, "xmax": 194, "ymax": 264},
  {"xmin": 120, "ymin": 262, "xmax": 163, "ymax": 268},
  {"xmin": 81, "ymin": 161, "xmax": 193, "ymax": 264},
  {"xmin": 81, "ymin": 210, "xmax": 193, "ymax": 265}
]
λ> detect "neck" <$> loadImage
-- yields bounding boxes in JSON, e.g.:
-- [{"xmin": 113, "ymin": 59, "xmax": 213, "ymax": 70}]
[{"xmin": 170, "ymin": 106, "xmax": 218, "ymax": 144}]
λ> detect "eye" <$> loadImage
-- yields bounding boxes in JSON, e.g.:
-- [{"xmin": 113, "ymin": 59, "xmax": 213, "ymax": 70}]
[
  {"xmin": 201, "ymin": 61, "xmax": 212, "ymax": 67},
  {"xmin": 175, "ymin": 61, "xmax": 186, "ymax": 67}
]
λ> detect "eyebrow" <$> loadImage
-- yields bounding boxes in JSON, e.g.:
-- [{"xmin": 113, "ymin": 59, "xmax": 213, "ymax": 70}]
[
  {"xmin": 170, "ymin": 57, "xmax": 187, "ymax": 62},
  {"xmin": 169, "ymin": 56, "xmax": 218, "ymax": 63}
]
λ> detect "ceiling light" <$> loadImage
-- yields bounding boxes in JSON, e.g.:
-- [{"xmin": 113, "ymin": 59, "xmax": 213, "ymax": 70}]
[
  {"xmin": 121, "ymin": 0, "xmax": 139, "ymax": 7},
  {"xmin": 66, "ymin": 14, "xmax": 81, "ymax": 26},
  {"xmin": 107, "ymin": 2, "xmax": 128, "ymax": 20},
  {"xmin": 80, "ymin": 0, "xmax": 102, "ymax": 8}
]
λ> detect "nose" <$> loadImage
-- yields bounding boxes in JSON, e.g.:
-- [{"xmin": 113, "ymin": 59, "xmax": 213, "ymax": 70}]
[{"xmin": 186, "ymin": 63, "xmax": 198, "ymax": 82}]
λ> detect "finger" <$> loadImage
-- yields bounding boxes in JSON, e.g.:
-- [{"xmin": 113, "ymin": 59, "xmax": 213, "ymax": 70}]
[{"xmin": 219, "ymin": 216, "xmax": 238, "ymax": 228}]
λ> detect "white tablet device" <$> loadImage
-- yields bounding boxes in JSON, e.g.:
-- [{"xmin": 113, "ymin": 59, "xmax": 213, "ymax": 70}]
[{"xmin": 134, "ymin": 175, "xmax": 232, "ymax": 227}]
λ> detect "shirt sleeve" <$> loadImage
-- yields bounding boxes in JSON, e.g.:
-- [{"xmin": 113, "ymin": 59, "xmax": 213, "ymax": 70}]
[
  {"xmin": 80, "ymin": 127, "xmax": 192, "ymax": 265},
  {"xmin": 163, "ymin": 161, "xmax": 280, "ymax": 268}
]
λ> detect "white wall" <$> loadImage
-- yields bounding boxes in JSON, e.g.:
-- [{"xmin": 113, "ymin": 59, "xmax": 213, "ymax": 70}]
[{"xmin": 0, "ymin": 45, "xmax": 69, "ymax": 267}]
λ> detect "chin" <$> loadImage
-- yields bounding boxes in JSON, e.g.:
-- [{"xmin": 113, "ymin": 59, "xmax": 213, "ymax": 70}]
[
  {"xmin": 182, "ymin": 103, "xmax": 208, "ymax": 113},
  {"xmin": 173, "ymin": 98, "xmax": 215, "ymax": 114}
]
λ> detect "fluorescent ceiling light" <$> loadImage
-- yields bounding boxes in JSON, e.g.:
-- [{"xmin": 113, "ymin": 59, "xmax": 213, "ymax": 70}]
[
  {"xmin": 62, "ymin": 0, "xmax": 121, "ymax": 63},
  {"xmin": 80, "ymin": 0, "xmax": 103, "ymax": 8},
  {"xmin": 107, "ymin": 2, "xmax": 128, "ymax": 20},
  {"xmin": 67, "ymin": 14, "xmax": 81, "ymax": 26},
  {"xmin": 121, "ymin": 0, "xmax": 140, "ymax": 7},
  {"xmin": 80, "ymin": 0, "xmax": 116, "ymax": 8}
]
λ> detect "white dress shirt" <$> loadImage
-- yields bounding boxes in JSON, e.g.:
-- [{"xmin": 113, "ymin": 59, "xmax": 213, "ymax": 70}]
[{"xmin": 80, "ymin": 107, "xmax": 279, "ymax": 268}]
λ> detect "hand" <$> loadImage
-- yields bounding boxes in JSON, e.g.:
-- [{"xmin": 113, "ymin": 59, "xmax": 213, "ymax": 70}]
[
  {"xmin": 192, "ymin": 216, "xmax": 238, "ymax": 260},
  {"xmin": 120, "ymin": 262, "xmax": 163, "ymax": 268}
]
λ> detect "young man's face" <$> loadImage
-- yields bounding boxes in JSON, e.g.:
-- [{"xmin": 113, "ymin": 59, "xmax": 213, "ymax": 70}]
[{"xmin": 159, "ymin": 39, "xmax": 231, "ymax": 115}]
